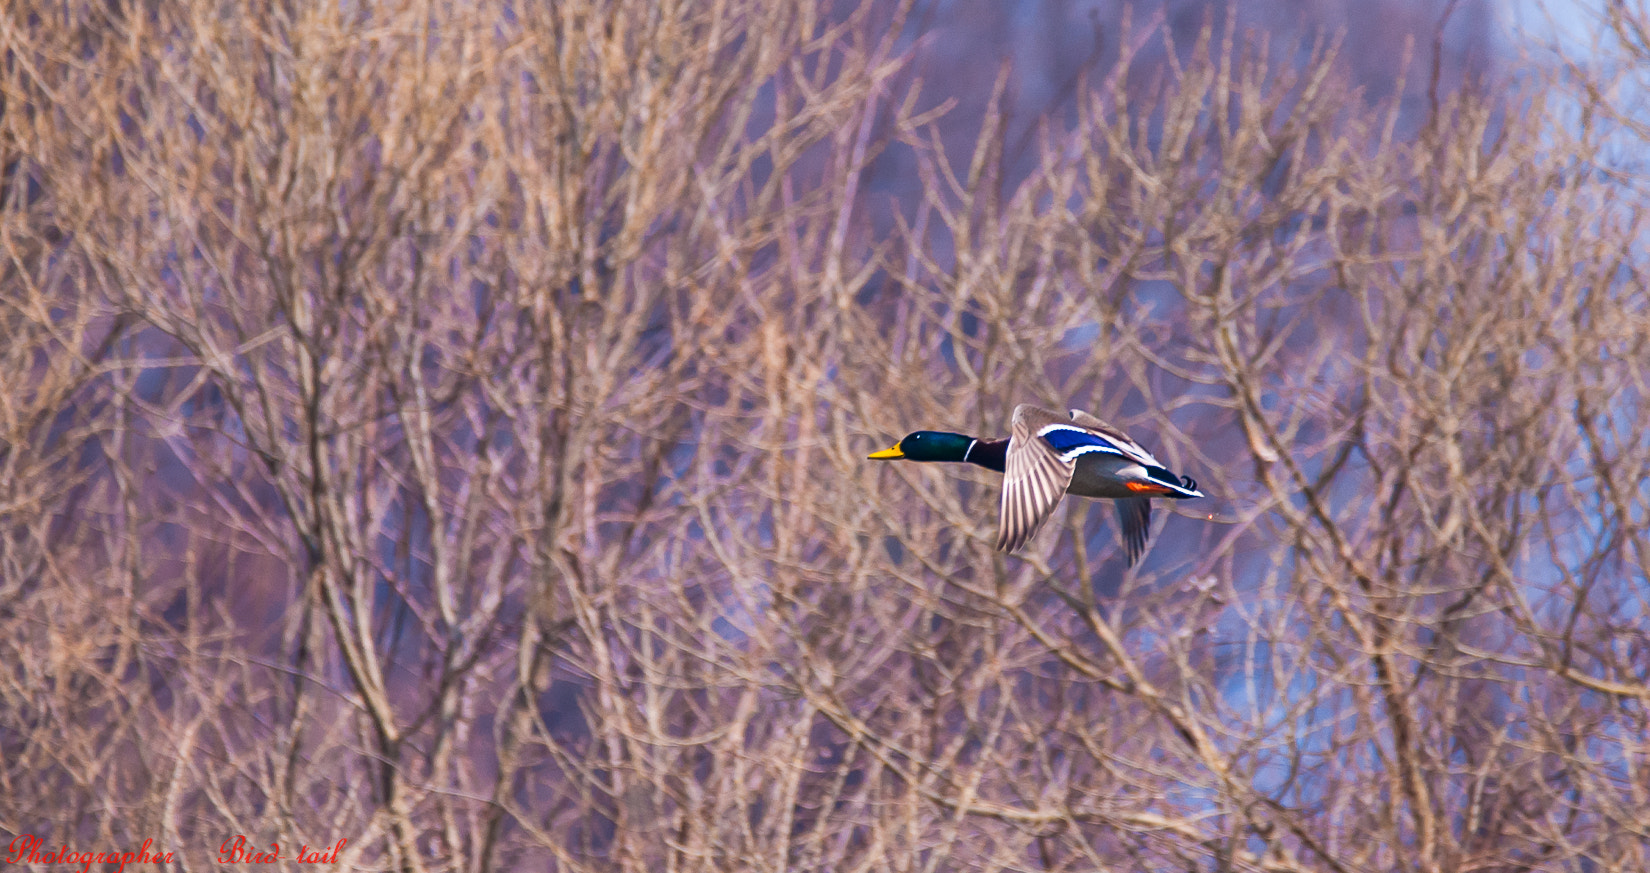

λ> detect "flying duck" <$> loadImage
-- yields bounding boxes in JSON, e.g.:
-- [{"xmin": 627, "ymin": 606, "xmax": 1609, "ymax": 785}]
[{"xmin": 868, "ymin": 404, "xmax": 1203, "ymax": 563}]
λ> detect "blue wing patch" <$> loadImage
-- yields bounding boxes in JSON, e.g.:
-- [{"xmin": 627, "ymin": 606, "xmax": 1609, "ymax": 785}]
[{"xmin": 1037, "ymin": 425, "xmax": 1126, "ymax": 461}]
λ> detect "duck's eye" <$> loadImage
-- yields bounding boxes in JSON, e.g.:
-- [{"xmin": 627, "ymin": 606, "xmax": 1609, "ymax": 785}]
[{"xmin": 1180, "ymin": 475, "xmax": 1198, "ymax": 490}]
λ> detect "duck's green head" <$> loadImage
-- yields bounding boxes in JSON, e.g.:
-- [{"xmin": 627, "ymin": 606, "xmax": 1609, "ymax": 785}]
[{"xmin": 868, "ymin": 431, "xmax": 974, "ymax": 463}]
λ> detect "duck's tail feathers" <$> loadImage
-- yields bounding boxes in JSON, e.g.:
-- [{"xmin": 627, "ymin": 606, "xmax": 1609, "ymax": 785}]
[{"xmin": 1145, "ymin": 467, "xmax": 1204, "ymax": 499}]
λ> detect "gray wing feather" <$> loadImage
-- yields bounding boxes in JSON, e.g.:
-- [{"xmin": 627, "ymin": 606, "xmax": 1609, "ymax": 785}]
[
  {"xmin": 997, "ymin": 406, "xmax": 1077, "ymax": 552},
  {"xmin": 1068, "ymin": 408, "xmax": 1162, "ymax": 466},
  {"xmin": 1066, "ymin": 408, "xmax": 1115, "ymax": 431}
]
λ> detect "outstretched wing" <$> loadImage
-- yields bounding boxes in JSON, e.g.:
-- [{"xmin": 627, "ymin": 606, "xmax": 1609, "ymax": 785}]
[
  {"xmin": 1115, "ymin": 497, "xmax": 1152, "ymax": 566},
  {"xmin": 1067, "ymin": 409, "xmax": 1163, "ymax": 564},
  {"xmin": 997, "ymin": 406, "xmax": 1078, "ymax": 552}
]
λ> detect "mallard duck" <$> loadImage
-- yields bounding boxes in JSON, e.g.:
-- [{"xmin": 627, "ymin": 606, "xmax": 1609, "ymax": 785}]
[{"xmin": 868, "ymin": 404, "xmax": 1203, "ymax": 563}]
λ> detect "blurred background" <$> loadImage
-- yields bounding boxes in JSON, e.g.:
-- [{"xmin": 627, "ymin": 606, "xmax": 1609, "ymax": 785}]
[{"xmin": 3, "ymin": 0, "xmax": 1647, "ymax": 870}]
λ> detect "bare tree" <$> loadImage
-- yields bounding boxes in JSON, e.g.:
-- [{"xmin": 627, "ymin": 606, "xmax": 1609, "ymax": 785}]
[{"xmin": 1, "ymin": 0, "xmax": 1645, "ymax": 871}]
